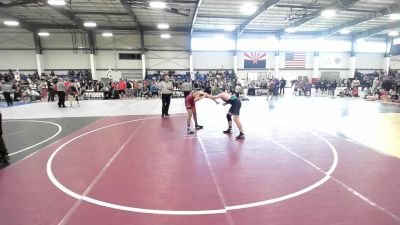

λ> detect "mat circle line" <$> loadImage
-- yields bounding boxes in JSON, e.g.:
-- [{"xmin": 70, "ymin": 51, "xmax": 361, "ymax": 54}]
[
  {"xmin": 4, "ymin": 120, "xmax": 62, "ymax": 156},
  {"xmin": 46, "ymin": 116, "xmax": 338, "ymax": 215}
]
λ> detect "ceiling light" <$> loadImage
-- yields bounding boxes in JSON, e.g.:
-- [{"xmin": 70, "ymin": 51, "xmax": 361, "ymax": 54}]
[
  {"xmin": 161, "ymin": 33, "xmax": 170, "ymax": 39},
  {"xmin": 340, "ymin": 29, "xmax": 351, "ymax": 34},
  {"xmin": 157, "ymin": 23, "xmax": 170, "ymax": 29},
  {"xmin": 84, "ymin": 22, "xmax": 97, "ymax": 27},
  {"xmin": 47, "ymin": 0, "xmax": 65, "ymax": 6},
  {"xmin": 223, "ymin": 25, "xmax": 235, "ymax": 31},
  {"xmin": 102, "ymin": 32, "xmax": 113, "ymax": 37},
  {"xmin": 3, "ymin": 21, "xmax": 19, "ymax": 26},
  {"xmin": 241, "ymin": 3, "xmax": 257, "ymax": 15},
  {"xmin": 321, "ymin": 9, "xmax": 336, "ymax": 18},
  {"xmin": 150, "ymin": 1, "xmax": 167, "ymax": 9},
  {"xmin": 389, "ymin": 31, "xmax": 399, "ymax": 36},
  {"xmin": 38, "ymin": 32, "xmax": 50, "ymax": 37},
  {"xmin": 389, "ymin": 14, "xmax": 400, "ymax": 20},
  {"xmin": 285, "ymin": 27, "xmax": 296, "ymax": 33}
]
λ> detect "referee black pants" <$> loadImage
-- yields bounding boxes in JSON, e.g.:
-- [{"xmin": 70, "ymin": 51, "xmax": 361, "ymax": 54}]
[
  {"xmin": 3, "ymin": 92, "xmax": 12, "ymax": 106},
  {"xmin": 57, "ymin": 91, "xmax": 66, "ymax": 107},
  {"xmin": 162, "ymin": 94, "xmax": 172, "ymax": 116}
]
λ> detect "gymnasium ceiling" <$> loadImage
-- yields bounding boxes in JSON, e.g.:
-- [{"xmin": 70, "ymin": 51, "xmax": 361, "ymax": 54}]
[{"xmin": 0, "ymin": 0, "xmax": 400, "ymax": 39}]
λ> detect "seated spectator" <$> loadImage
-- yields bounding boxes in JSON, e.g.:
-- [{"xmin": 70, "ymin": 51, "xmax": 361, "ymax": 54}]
[
  {"xmin": 26, "ymin": 88, "xmax": 40, "ymax": 102},
  {"xmin": 150, "ymin": 83, "xmax": 159, "ymax": 98},
  {"xmin": 380, "ymin": 89, "xmax": 389, "ymax": 102},
  {"xmin": 351, "ymin": 87, "xmax": 359, "ymax": 97},
  {"xmin": 390, "ymin": 90, "xmax": 399, "ymax": 103}
]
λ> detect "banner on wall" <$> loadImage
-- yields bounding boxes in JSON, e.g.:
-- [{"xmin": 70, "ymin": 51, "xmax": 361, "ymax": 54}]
[
  {"xmin": 321, "ymin": 54, "xmax": 343, "ymax": 68},
  {"xmin": 244, "ymin": 52, "xmax": 267, "ymax": 69}
]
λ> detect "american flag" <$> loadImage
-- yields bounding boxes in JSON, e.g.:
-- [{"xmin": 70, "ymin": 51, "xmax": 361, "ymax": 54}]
[
  {"xmin": 244, "ymin": 52, "xmax": 267, "ymax": 69},
  {"xmin": 285, "ymin": 52, "xmax": 306, "ymax": 68}
]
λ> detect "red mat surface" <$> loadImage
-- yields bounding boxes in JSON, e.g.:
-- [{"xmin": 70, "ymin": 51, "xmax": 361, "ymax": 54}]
[{"xmin": 0, "ymin": 115, "xmax": 399, "ymax": 225}]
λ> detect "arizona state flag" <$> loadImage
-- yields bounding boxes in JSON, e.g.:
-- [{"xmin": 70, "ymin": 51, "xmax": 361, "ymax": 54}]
[{"xmin": 244, "ymin": 52, "xmax": 267, "ymax": 69}]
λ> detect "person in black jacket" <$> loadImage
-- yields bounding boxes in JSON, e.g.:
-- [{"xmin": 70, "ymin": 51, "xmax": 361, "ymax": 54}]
[
  {"xmin": 0, "ymin": 112, "xmax": 9, "ymax": 164},
  {"xmin": 279, "ymin": 78, "xmax": 287, "ymax": 95}
]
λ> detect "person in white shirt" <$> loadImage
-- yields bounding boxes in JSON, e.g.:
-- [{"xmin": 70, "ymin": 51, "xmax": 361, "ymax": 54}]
[
  {"xmin": 26, "ymin": 88, "xmax": 40, "ymax": 102},
  {"xmin": 39, "ymin": 80, "xmax": 48, "ymax": 101},
  {"xmin": 181, "ymin": 80, "xmax": 192, "ymax": 98},
  {"xmin": 159, "ymin": 75, "xmax": 173, "ymax": 117},
  {"xmin": 234, "ymin": 84, "xmax": 242, "ymax": 98}
]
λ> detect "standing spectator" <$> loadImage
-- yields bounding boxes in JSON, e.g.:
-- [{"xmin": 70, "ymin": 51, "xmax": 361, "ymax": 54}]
[
  {"xmin": 47, "ymin": 79, "xmax": 55, "ymax": 102},
  {"xmin": 126, "ymin": 80, "xmax": 133, "ymax": 99},
  {"xmin": 39, "ymin": 79, "xmax": 48, "ymax": 101},
  {"xmin": 57, "ymin": 79, "xmax": 66, "ymax": 108},
  {"xmin": 279, "ymin": 78, "xmax": 287, "ymax": 95},
  {"xmin": 133, "ymin": 81, "xmax": 139, "ymax": 98},
  {"xmin": 69, "ymin": 81, "xmax": 80, "ymax": 107},
  {"xmin": 118, "ymin": 79, "xmax": 126, "ymax": 99},
  {"xmin": 182, "ymin": 80, "xmax": 192, "ymax": 98},
  {"xmin": 64, "ymin": 79, "xmax": 72, "ymax": 104},
  {"xmin": 1, "ymin": 78, "xmax": 13, "ymax": 107},
  {"xmin": 138, "ymin": 82, "xmax": 143, "ymax": 98},
  {"xmin": 234, "ymin": 83, "xmax": 242, "ymax": 98},
  {"xmin": 315, "ymin": 80, "xmax": 321, "ymax": 94},
  {"xmin": 331, "ymin": 80, "xmax": 338, "ymax": 96},
  {"xmin": 159, "ymin": 75, "xmax": 173, "ymax": 117},
  {"xmin": 0, "ymin": 112, "xmax": 9, "ymax": 164},
  {"xmin": 267, "ymin": 79, "xmax": 274, "ymax": 100}
]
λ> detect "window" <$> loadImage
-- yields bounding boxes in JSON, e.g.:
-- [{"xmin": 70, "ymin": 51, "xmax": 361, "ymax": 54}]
[{"xmin": 119, "ymin": 53, "xmax": 142, "ymax": 60}]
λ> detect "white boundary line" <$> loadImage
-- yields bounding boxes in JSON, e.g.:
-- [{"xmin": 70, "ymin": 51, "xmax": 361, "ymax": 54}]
[
  {"xmin": 4, "ymin": 120, "xmax": 62, "ymax": 156},
  {"xmin": 315, "ymin": 129, "xmax": 400, "ymax": 160},
  {"xmin": 47, "ymin": 116, "xmax": 338, "ymax": 215}
]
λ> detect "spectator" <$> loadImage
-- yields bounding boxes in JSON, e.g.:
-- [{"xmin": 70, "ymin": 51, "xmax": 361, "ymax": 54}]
[
  {"xmin": 47, "ymin": 79, "xmax": 55, "ymax": 102},
  {"xmin": 26, "ymin": 88, "xmax": 40, "ymax": 102},
  {"xmin": 118, "ymin": 79, "xmax": 126, "ymax": 99},
  {"xmin": 235, "ymin": 83, "xmax": 242, "ymax": 98},
  {"xmin": 1, "ymin": 79, "xmax": 13, "ymax": 107},
  {"xmin": 69, "ymin": 81, "xmax": 80, "ymax": 107},
  {"xmin": 267, "ymin": 79, "xmax": 274, "ymax": 100},
  {"xmin": 150, "ymin": 82, "xmax": 159, "ymax": 98},
  {"xmin": 182, "ymin": 80, "xmax": 192, "ymax": 98},
  {"xmin": 39, "ymin": 79, "xmax": 48, "ymax": 101},
  {"xmin": 390, "ymin": 90, "xmax": 399, "ymax": 103},
  {"xmin": 279, "ymin": 78, "xmax": 287, "ymax": 95}
]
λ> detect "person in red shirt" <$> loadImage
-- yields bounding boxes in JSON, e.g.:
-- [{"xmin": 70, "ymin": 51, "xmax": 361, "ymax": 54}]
[
  {"xmin": 64, "ymin": 80, "xmax": 71, "ymax": 103},
  {"xmin": 118, "ymin": 79, "xmax": 126, "ymax": 99},
  {"xmin": 185, "ymin": 90, "xmax": 207, "ymax": 134}
]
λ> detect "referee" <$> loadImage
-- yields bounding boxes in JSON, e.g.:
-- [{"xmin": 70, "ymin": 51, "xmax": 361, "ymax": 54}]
[
  {"xmin": 182, "ymin": 79, "xmax": 192, "ymax": 98},
  {"xmin": 159, "ymin": 75, "xmax": 173, "ymax": 117}
]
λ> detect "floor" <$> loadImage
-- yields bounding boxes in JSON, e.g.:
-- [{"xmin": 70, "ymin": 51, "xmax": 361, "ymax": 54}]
[{"xmin": 0, "ymin": 95, "xmax": 399, "ymax": 225}]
